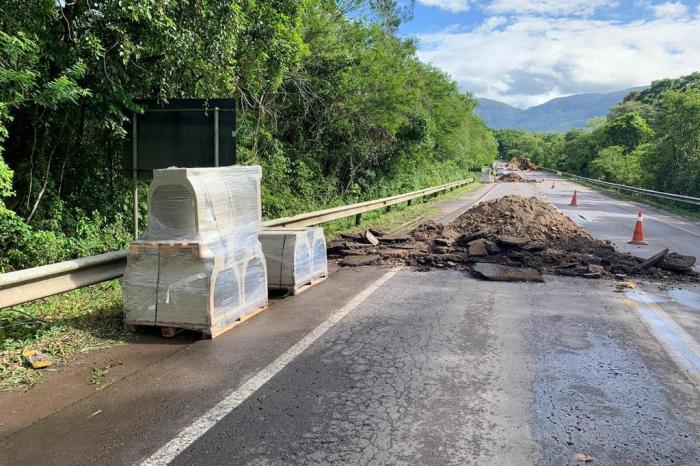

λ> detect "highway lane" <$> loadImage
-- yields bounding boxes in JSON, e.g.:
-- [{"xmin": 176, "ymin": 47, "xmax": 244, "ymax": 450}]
[
  {"xmin": 169, "ymin": 271, "xmax": 699, "ymax": 465},
  {"xmin": 1, "ymin": 178, "xmax": 699, "ymax": 465},
  {"xmin": 533, "ymin": 171, "xmax": 700, "ymax": 261}
]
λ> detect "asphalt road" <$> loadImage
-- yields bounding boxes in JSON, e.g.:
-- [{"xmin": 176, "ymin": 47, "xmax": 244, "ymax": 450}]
[
  {"xmin": 1, "ymin": 175, "xmax": 699, "ymax": 465},
  {"xmin": 535, "ymin": 172, "xmax": 700, "ymax": 261}
]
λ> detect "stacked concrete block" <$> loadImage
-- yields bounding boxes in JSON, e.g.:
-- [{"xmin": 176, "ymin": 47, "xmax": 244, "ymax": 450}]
[
  {"xmin": 260, "ymin": 227, "xmax": 328, "ymax": 294},
  {"xmin": 123, "ymin": 166, "xmax": 268, "ymax": 338}
]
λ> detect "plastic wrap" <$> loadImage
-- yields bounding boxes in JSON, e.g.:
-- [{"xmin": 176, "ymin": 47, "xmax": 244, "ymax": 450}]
[
  {"xmin": 480, "ymin": 167, "xmax": 494, "ymax": 183},
  {"xmin": 260, "ymin": 227, "xmax": 328, "ymax": 291},
  {"xmin": 123, "ymin": 166, "xmax": 268, "ymax": 337}
]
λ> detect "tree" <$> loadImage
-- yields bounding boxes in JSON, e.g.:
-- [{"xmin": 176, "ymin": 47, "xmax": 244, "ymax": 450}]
[
  {"xmin": 650, "ymin": 90, "xmax": 700, "ymax": 196},
  {"xmin": 603, "ymin": 112, "xmax": 653, "ymax": 153},
  {"xmin": 0, "ymin": 0, "xmax": 497, "ymax": 269},
  {"xmin": 589, "ymin": 145, "xmax": 641, "ymax": 185}
]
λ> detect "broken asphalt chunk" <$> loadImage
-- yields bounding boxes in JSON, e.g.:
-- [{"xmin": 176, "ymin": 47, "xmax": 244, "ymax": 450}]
[
  {"xmin": 470, "ymin": 263, "xmax": 544, "ymax": 282},
  {"xmin": 521, "ymin": 241, "xmax": 546, "ymax": 252},
  {"xmin": 433, "ymin": 237, "xmax": 451, "ymax": 247},
  {"xmin": 340, "ymin": 255, "xmax": 380, "ymax": 267},
  {"xmin": 638, "ymin": 248, "xmax": 669, "ymax": 270},
  {"xmin": 362, "ymin": 230, "xmax": 380, "ymax": 246},
  {"xmin": 496, "ymin": 235, "xmax": 530, "ymax": 248},
  {"xmin": 377, "ymin": 234, "xmax": 411, "ymax": 244},
  {"xmin": 659, "ymin": 252, "xmax": 696, "ymax": 272},
  {"xmin": 467, "ymin": 239, "xmax": 488, "ymax": 256},
  {"xmin": 457, "ymin": 230, "xmax": 486, "ymax": 245}
]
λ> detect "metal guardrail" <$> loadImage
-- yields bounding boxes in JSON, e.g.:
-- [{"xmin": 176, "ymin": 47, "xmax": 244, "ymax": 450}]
[
  {"xmin": 0, "ymin": 178, "xmax": 473, "ymax": 308},
  {"xmin": 540, "ymin": 168, "xmax": 700, "ymax": 206}
]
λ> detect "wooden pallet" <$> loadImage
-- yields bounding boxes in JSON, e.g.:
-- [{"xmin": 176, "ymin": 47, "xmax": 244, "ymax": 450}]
[
  {"xmin": 208, "ymin": 304, "xmax": 268, "ymax": 339},
  {"xmin": 269, "ymin": 273, "xmax": 328, "ymax": 297},
  {"xmin": 129, "ymin": 241, "xmax": 203, "ymax": 258},
  {"xmin": 124, "ymin": 304, "xmax": 269, "ymax": 339}
]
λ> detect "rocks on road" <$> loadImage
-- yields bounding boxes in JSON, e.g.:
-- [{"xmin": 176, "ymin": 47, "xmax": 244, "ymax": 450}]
[{"xmin": 328, "ymin": 195, "xmax": 698, "ymax": 283}]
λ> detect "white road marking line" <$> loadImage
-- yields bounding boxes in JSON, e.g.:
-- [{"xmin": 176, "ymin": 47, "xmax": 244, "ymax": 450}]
[
  {"xmin": 625, "ymin": 290, "xmax": 700, "ymax": 388},
  {"xmin": 141, "ymin": 267, "xmax": 401, "ymax": 465},
  {"xmin": 474, "ymin": 182, "xmax": 500, "ymax": 206}
]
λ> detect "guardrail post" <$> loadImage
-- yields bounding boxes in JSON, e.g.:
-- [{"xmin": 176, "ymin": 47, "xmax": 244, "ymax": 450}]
[{"xmin": 355, "ymin": 213, "xmax": 362, "ymax": 226}]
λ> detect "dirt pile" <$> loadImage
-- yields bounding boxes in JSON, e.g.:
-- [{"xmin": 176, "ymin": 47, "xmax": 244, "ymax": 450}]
[
  {"xmin": 328, "ymin": 195, "xmax": 698, "ymax": 282},
  {"xmin": 446, "ymin": 195, "xmax": 608, "ymax": 255},
  {"xmin": 497, "ymin": 173, "xmax": 538, "ymax": 183}
]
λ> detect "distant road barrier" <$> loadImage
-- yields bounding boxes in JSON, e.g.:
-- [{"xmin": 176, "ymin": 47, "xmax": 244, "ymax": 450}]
[
  {"xmin": 0, "ymin": 178, "xmax": 473, "ymax": 308},
  {"xmin": 541, "ymin": 168, "xmax": 700, "ymax": 206}
]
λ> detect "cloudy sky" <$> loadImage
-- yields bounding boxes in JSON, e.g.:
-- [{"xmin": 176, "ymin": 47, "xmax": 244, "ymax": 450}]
[{"xmin": 399, "ymin": 1, "xmax": 700, "ymax": 108}]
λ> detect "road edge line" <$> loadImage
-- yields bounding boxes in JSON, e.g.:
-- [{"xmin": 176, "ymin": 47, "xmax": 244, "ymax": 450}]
[
  {"xmin": 624, "ymin": 291, "xmax": 700, "ymax": 389},
  {"xmin": 141, "ymin": 266, "xmax": 402, "ymax": 465}
]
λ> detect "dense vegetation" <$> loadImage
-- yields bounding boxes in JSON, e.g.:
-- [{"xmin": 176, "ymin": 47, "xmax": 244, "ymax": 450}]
[
  {"xmin": 494, "ymin": 72, "xmax": 700, "ymax": 199},
  {"xmin": 0, "ymin": 1, "xmax": 496, "ymax": 272}
]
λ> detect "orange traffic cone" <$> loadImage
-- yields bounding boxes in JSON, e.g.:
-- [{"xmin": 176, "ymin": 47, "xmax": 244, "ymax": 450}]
[
  {"xmin": 628, "ymin": 211, "xmax": 648, "ymax": 245},
  {"xmin": 570, "ymin": 190, "xmax": 578, "ymax": 206}
]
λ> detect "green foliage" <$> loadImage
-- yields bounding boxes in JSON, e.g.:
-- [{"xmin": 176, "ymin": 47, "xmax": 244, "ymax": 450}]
[
  {"xmin": 602, "ymin": 112, "xmax": 653, "ymax": 152},
  {"xmin": 0, "ymin": 1, "xmax": 496, "ymax": 271},
  {"xmin": 1, "ymin": 281, "xmax": 126, "ymax": 389},
  {"xmin": 493, "ymin": 129, "xmax": 564, "ymax": 169},
  {"xmin": 589, "ymin": 145, "xmax": 641, "ymax": 185},
  {"xmin": 630, "ymin": 72, "xmax": 700, "ymax": 106},
  {"xmin": 0, "ymin": 155, "xmax": 12, "ymax": 198},
  {"xmin": 649, "ymin": 90, "xmax": 700, "ymax": 196},
  {"xmin": 497, "ymin": 72, "xmax": 700, "ymax": 201}
]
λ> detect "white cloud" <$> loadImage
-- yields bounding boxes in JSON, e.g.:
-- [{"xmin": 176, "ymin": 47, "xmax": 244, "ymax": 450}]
[
  {"xmin": 486, "ymin": 0, "xmax": 616, "ymax": 17},
  {"xmin": 418, "ymin": 0, "xmax": 471, "ymax": 13},
  {"xmin": 416, "ymin": 15, "xmax": 700, "ymax": 108},
  {"xmin": 475, "ymin": 16, "xmax": 509, "ymax": 32},
  {"xmin": 651, "ymin": 1, "xmax": 689, "ymax": 18}
]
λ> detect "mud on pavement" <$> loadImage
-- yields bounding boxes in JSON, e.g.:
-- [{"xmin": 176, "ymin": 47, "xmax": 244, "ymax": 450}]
[{"xmin": 328, "ymin": 195, "xmax": 698, "ymax": 283}]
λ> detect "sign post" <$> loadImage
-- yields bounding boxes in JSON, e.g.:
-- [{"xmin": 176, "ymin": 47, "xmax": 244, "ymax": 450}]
[
  {"xmin": 132, "ymin": 112, "xmax": 138, "ymax": 237},
  {"xmin": 129, "ymin": 99, "xmax": 236, "ymax": 238}
]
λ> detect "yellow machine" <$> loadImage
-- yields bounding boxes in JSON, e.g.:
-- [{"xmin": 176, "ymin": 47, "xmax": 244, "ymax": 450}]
[
  {"xmin": 521, "ymin": 157, "xmax": 538, "ymax": 170},
  {"xmin": 509, "ymin": 155, "xmax": 538, "ymax": 171}
]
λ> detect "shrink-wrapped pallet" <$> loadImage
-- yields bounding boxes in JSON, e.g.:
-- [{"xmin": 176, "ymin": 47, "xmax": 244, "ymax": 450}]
[
  {"xmin": 123, "ymin": 166, "xmax": 268, "ymax": 338},
  {"xmin": 260, "ymin": 227, "xmax": 328, "ymax": 295}
]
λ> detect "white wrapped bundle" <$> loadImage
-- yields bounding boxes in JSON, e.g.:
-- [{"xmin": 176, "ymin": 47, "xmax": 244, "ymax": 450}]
[
  {"xmin": 123, "ymin": 165, "xmax": 268, "ymax": 338},
  {"xmin": 260, "ymin": 227, "xmax": 328, "ymax": 295}
]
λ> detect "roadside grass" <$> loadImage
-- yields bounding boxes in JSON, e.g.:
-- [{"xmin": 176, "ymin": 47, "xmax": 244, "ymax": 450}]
[
  {"xmin": 0, "ymin": 281, "xmax": 128, "ymax": 390},
  {"xmin": 323, "ymin": 182, "xmax": 482, "ymax": 238},
  {"xmin": 0, "ymin": 181, "xmax": 483, "ymax": 391}
]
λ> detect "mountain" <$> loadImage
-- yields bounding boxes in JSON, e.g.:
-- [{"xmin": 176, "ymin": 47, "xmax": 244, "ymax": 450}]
[
  {"xmin": 476, "ymin": 88, "xmax": 640, "ymax": 132},
  {"xmin": 475, "ymin": 98, "xmax": 521, "ymax": 128}
]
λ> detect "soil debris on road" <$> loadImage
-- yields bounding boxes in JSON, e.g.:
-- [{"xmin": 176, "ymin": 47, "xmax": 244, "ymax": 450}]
[
  {"xmin": 497, "ymin": 172, "xmax": 538, "ymax": 183},
  {"xmin": 328, "ymin": 195, "xmax": 698, "ymax": 282}
]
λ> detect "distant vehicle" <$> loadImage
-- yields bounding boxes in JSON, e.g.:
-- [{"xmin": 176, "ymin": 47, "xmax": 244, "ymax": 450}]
[{"xmin": 492, "ymin": 160, "xmax": 518, "ymax": 174}]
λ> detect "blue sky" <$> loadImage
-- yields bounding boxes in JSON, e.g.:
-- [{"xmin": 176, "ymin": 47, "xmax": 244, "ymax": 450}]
[{"xmin": 398, "ymin": 1, "xmax": 700, "ymax": 107}]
